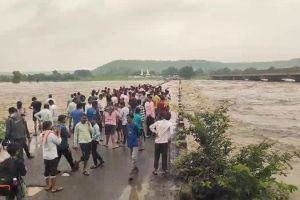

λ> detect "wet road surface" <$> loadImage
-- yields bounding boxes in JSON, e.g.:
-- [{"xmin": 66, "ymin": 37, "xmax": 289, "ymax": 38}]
[{"xmin": 21, "ymin": 136, "xmax": 176, "ymax": 200}]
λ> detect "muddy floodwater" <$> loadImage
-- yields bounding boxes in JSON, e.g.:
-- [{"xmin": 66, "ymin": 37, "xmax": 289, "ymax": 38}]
[
  {"xmin": 0, "ymin": 81, "xmax": 161, "ymax": 121},
  {"xmin": 1, "ymin": 80, "xmax": 300, "ymax": 199},
  {"xmin": 181, "ymin": 80, "xmax": 300, "ymax": 199},
  {"xmin": 190, "ymin": 80, "xmax": 300, "ymax": 150}
]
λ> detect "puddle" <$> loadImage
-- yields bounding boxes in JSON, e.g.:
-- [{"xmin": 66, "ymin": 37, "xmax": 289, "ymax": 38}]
[
  {"xmin": 118, "ymin": 177, "xmax": 150, "ymax": 200},
  {"xmin": 27, "ymin": 186, "xmax": 44, "ymax": 197}
]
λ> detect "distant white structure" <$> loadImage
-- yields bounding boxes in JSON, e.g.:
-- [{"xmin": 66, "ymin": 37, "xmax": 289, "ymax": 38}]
[
  {"xmin": 140, "ymin": 69, "xmax": 144, "ymax": 76},
  {"xmin": 146, "ymin": 68, "xmax": 151, "ymax": 76}
]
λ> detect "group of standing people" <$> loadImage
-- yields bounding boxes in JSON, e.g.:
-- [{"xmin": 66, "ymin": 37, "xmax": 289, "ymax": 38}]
[{"xmin": 1, "ymin": 83, "xmax": 174, "ymax": 199}]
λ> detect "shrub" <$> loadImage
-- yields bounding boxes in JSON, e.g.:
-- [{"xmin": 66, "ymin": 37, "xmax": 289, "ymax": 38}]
[
  {"xmin": 0, "ymin": 120, "xmax": 5, "ymax": 141},
  {"xmin": 174, "ymin": 104, "xmax": 298, "ymax": 200}
]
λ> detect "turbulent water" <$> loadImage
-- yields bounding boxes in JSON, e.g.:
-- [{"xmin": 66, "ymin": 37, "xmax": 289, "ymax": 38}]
[
  {"xmin": 1, "ymin": 80, "xmax": 300, "ymax": 198},
  {"xmin": 0, "ymin": 81, "xmax": 161, "ymax": 121},
  {"xmin": 192, "ymin": 80, "xmax": 300, "ymax": 150}
]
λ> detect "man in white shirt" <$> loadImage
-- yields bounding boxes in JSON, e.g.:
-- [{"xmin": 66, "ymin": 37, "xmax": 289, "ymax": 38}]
[
  {"xmin": 49, "ymin": 100, "xmax": 59, "ymax": 125},
  {"xmin": 120, "ymin": 91, "xmax": 129, "ymax": 107},
  {"xmin": 98, "ymin": 94, "xmax": 107, "ymax": 113},
  {"xmin": 150, "ymin": 112, "xmax": 173, "ymax": 175},
  {"xmin": 67, "ymin": 99, "xmax": 77, "ymax": 129},
  {"xmin": 111, "ymin": 94, "xmax": 118, "ymax": 105},
  {"xmin": 67, "ymin": 99, "xmax": 77, "ymax": 114},
  {"xmin": 34, "ymin": 104, "xmax": 53, "ymax": 124}
]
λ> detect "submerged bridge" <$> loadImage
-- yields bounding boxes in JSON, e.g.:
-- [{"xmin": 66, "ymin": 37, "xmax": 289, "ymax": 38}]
[{"xmin": 211, "ymin": 73, "xmax": 300, "ymax": 82}]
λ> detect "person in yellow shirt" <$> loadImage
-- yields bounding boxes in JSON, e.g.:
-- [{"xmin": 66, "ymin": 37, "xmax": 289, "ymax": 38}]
[{"xmin": 152, "ymin": 92, "xmax": 161, "ymax": 119}]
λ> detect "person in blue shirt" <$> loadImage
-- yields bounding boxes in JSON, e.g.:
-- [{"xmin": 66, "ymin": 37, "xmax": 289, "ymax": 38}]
[
  {"xmin": 127, "ymin": 114, "xmax": 139, "ymax": 180},
  {"xmin": 133, "ymin": 107, "xmax": 144, "ymax": 151},
  {"xmin": 56, "ymin": 115, "xmax": 79, "ymax": 172},
  {"xmin": 70, "ymin": 103, "xmax": 84, "ymax": 132},
  {"xmin": 86, "ymin": 101, "xmax": 97, "ymax": 122}
]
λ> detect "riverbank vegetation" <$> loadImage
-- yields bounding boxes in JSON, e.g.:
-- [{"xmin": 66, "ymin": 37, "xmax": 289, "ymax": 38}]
[
  {"xmin": 0, "ymin": 121, "xmax": 5, "ymax": 141},
  {"xmin": 174, "ymin": 104, "xmax": 299, "ymax": 200},
  {"xmin": 1, "ymin": 66, "xmax": 299, "ymax": 83}
]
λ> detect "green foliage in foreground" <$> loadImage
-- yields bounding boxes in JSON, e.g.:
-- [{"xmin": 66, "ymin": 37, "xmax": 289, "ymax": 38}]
[
  {"xmin": 174, "ymin": 105, "xmax": 299, "ymax": 200},
  {"xmin": 0, "ymin": 120, "xmax": 5, "ymax": 140}
]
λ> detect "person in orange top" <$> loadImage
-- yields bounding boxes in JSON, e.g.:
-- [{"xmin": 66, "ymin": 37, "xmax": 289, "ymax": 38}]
[{"xmin": 157, "ymin": 96, "xmax": 169, "ymax": 119}]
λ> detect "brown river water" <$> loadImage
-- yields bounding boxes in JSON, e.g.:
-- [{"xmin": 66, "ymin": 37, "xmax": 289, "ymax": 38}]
[
  {"xmin": 181, "ymin": 80, "xmax": 300, "ymax": 199},
  {"xmin": 1, "ymin": 80, "xmax": 300, "ymax": 198},
  {"xmin": 0, "ymin": 81, "xmax": 162, "ymax": 121}
]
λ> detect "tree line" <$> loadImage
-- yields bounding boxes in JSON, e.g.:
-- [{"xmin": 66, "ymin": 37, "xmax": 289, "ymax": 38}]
[
  {"xmin": 1, "ymin": 70, "xmax": 92, "ymax": 83},
  {"xmin": 2, "ymin": 66, "xmax": 299, "ymax": 83}
]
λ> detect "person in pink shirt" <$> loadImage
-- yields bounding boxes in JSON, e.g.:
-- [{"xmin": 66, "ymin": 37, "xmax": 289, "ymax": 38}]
[
  {"xmin": 145, "ymin": 95, "xmax": 155, "ymax": 137},
  {"xmin": 103, "ymin": 103, "xmax": 119, "ymax": 149}
]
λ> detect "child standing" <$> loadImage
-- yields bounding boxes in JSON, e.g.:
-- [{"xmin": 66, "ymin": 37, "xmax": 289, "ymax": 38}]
[
  {"xmin": 126, "ymin": 114, "xmax": 139, "ymax": 180},
  {"xmin": 133, "ymin": 108, "xmax": 144, "ymax": 151},
  {"xmin": 90, "ymin": 120, "xmax": 104, "ymax": 169}
]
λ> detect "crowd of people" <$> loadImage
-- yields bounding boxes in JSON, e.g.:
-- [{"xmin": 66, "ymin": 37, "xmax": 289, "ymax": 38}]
[{"xmin": 1, "ymin": 83, "xmax": 174, "ymax": 199}]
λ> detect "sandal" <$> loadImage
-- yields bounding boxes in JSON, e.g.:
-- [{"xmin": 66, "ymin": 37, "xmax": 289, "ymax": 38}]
[
  {"xmin": 45, "ymin": 186, "xmax": 52, "ymax": 191},
  {"xmin": 83, "ymin": 171, "xmax": 90, "ymax": 176},
  {"xmin": 90, "ymin": 165, "xmax": 100, "ymax": 169},
  {"xmin": 152, "ymin": 170, "xmax": 158, "ymax": 175},
  {"xmin": 51, "ymin": 186, "xmax": 63, "ymax": 193}
]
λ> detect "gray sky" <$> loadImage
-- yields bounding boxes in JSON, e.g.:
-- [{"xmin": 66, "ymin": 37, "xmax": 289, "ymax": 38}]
[{"xmin": 1, "ymin": 0, "xmax": 300, "ymax": 72}]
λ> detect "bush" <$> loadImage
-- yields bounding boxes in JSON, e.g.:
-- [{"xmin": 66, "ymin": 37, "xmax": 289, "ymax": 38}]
[
  {"xmin": 174, "ymin": 105, "xmax": 298, "ymax": 200},
  {"xmin": 0, "ymin": 120, "xmax": 5, "ymax": 141}
]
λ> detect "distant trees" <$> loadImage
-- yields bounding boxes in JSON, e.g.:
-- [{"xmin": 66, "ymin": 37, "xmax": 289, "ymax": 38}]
[
  {"xmin": 162, "ymin": 66, "xmax": 179, "ymax": 76},
  {"xmin": 12, "ymin": 71, "xmax": 22, "ymax": 83},
  {"xmin": 179, "ymin": 66, "xmax": 194, "ymax": 79},
  {"xmin": 74, "ymin": 70, "xmax": 92, "ymax": 77},
  {"xmin": 0, "ymin": 75, "xmax": 11, "ymax": 82}
]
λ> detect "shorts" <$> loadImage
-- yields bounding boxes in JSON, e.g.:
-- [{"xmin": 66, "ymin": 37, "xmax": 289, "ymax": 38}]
[
  {"xmin": 80, "ymin": 143, "xmax": 91, "ymax": 161},
  {"xmin": 44, "ymin": 158, "xmax": 59, "ymax": 177},
  {"xmin": 33, "ymin": 112, "xmax": 38, "ymax": 122},
  {"xmin": 116, "ymin": 120, "xmax": 122, "ymax": 131},
  {"xmin": 105, "ymin": 125, "xmax": 116, "ymax": 135}
]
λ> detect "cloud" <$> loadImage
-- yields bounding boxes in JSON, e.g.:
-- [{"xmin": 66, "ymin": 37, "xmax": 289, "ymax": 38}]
[{"xmin": 0, "ymin": 0, "xmax": 300, "ymax": 71}]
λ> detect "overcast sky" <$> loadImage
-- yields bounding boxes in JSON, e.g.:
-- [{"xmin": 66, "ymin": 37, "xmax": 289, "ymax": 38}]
[{"xmin": 0, "ymin": 0, "xmax": 300, "ymax": 72}]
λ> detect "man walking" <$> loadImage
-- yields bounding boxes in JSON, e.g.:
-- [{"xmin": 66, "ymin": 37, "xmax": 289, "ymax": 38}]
[
  {"xmin": 73, "ymin": 114, "xmax": 93, "ymax": 176},
  {"xmin": 29, "ymin": 97, "xmax": 42, "ymax": 136},
  {"xmin": 5, "ymin": 107, "xmax": 28, "ymax": 159}
]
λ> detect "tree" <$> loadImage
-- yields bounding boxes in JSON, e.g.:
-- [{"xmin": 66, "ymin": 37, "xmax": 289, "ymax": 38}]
[
  {"xmin": 74, "ymin": 70, "xmax": 92, "ymax": 77},
  {"xmin": 174, "ymin": 105, "xmax": 298, "ymax": 200},
  {"xmin": 162, "ymin": 66, "xmax": 179, "ymax": 76},
  {"xmin": 179, "ymin": 66, "xmax": 194, "ymax": 79},
  {"xmin": 12, "ymin": 71, "xmax": 22, "ymax": 83},
  {"xmin": 195, "ymin": 68, "xmax": 204, "ymax": 75},
  {"xmin": 244, "ymin": 67, "xmax": 257, "ymax": 74}
]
